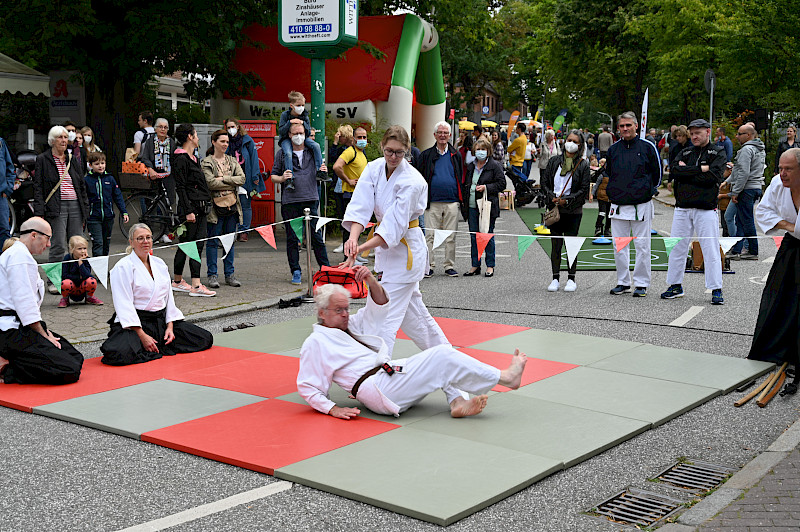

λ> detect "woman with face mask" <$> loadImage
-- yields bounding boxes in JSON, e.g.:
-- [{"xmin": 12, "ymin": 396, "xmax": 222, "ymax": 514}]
[
  {"xmin": 540, "ymin": 129, "xmax": 591, "ymax": 292},
  {"xmin": 224, "ymin": 117, "xmax": 264, "ymax": 242},
  {"xmin": 80, "ymin": 127, "xmax": 102, "ymax": 154},
  {"xmin": 461, "ymin": 138, "xmax": 506, "ymax": 277}
]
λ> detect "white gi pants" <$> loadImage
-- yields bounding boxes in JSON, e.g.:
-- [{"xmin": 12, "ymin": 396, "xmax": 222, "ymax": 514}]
[
  {"xmin": 666, "ymin": 207, "xmax": 722, "ymax": 290},
  {"xmin": 611, "ymin": 206, "xmax": 653, "ymax": 288},
  {"xmin": 381, "ymin": 281, "xmax": 450, "ymax": 355},
  {"xmin": 372, "ymin": 345, "xmax": 501, "ymax": 413}
]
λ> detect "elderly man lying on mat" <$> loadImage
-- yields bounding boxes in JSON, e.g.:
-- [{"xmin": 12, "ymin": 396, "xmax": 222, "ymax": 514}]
[{"xmin": 297, "ymin": 265, "xmax": 527, "ymax": 419}]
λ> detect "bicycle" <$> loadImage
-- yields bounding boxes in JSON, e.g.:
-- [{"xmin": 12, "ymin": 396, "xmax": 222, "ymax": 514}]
[{"xmin": 119, "ymin": 175, "xmax": 180, "ymax": 241}]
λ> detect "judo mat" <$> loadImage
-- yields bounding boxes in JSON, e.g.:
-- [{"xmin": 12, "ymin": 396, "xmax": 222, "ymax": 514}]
[
  {"xmin": 516, "ymin": 207, "xmax": 670, "ymax": 270},
  {"xmin": 0, "ymin": 316, "xmax": 773, "ymax": 526}
]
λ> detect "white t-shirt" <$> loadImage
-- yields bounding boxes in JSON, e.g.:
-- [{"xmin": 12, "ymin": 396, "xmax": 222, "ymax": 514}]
[
  {"xmin": 133, "ymin": 126, "xmax": 155, "ymax": 146},
  {"xmin": 553, "ymin": 168, "xmax": 573, "ymax": 196}
]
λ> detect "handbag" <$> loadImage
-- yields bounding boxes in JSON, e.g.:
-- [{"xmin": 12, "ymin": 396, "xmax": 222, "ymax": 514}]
[
  {"xmin": 544, "ymin": 174, "xmax": 572, "ymax": 227},
  {"xmin": 212, "ymin": 189, "xmax": 237, "ymax": 217},
  {"xmin": 476, "ymin": 194, "xmax": 492, "ymax": 233},
  {"xmin": 312, "ymin": 265, "xmax": 368, "ymax": 299}
]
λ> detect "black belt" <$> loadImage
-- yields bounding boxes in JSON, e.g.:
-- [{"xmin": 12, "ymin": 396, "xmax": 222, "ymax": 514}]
[
  {"xmin": 350, "ymin": 363, "xmax": 395, "ymax": 398},
  {"xmin": 0, "ymin": 309, "xmax": 19, "ymax": 318}
]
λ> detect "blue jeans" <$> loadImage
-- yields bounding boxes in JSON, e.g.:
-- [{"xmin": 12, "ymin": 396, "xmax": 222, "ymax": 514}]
[
  {"xmin": 522, "ymin": 160, "xmax": 533, "ymax": 180},
  {"xmin": 280, "ymin": 138, "xmax": 323, "ymax": 173},
  {"xmin": 511, "ymin": 165, "xmax": 527, "ymax": 182},
  {"xmin": 724, "ymin": 202, "xmax": 737, "ymax": 241},
  {"xmin": 87, "ymin": 218, "xmax": 115, "ymax": 256},
  {"xmin": 282, "ymin": 201, "xmax": 329, "ymax": 274},
  {"xmin": 206, "ymin": 214, "xmax": 238, "ymax": 277},
  {"xmin": 467, "ymin": 207, "xmax": 496, "ymax": 268},
  {"xmin": 0, "ymin": 195, "xmax": 10, "ymax": 250},
  {"xmin": 731, "ymin": 189, "xmax": 762, "ymax": 255},
  {"xmin": 237, "ymin": 193, "xmax": 252, "ymax": 232}
]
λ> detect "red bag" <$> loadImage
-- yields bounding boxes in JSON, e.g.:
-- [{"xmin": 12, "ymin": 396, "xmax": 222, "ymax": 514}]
[{"xmin": 312, "ymin": 266, "xmax": 368, "ymax": 299}]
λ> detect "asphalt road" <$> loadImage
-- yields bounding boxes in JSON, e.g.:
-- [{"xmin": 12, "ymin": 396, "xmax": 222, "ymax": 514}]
[{"xmin": 2, "ymin": 200, "xmax": 797, "ymax": 532}]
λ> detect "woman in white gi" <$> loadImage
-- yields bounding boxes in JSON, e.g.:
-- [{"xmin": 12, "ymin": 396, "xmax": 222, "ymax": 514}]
[
  {"xmin": 100, "ymin": 223, "xmax": 213, "ymax": 365},
  {"xmin": 747, "ymin": 148, "xmax": 800, "ymax": 394},
  {"xmin": 342, "ymin": 125, "xmax": 449, "ymax": 354}
]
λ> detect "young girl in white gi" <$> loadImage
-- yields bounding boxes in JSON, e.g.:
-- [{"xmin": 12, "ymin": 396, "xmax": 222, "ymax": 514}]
[{"xmin": 341, "ymin": 126, "xmax": 449, "ymax": 355}]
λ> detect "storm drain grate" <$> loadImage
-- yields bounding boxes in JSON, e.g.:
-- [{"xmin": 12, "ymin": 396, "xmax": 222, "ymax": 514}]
[
  {"xmin": 653, "ymin": 459, "xmax": 738, "ymax": 493},
  {"xmin": 590, "ymin": 488, "xmax": 684, "ymax": 527}
]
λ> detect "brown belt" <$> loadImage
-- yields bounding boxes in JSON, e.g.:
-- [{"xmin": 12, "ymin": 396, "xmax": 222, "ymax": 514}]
[{"xmin": 350, "ymin": 366, "xmax": 383, "ymax": 398}]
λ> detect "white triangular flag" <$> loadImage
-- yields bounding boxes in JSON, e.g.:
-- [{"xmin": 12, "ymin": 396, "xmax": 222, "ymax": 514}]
[
  {"xmin": 432, "ymin": 229, "xmax": 454, "ymax": 250},
  {"xmin": 87, "ymin": 256, "xmax": 109, "ymax": 289},
  {"xmin": 563, "ymin": 236, "xmax": 586, "ymax": 267},
  {"xmin": 718, "ymin": 237, "xmax": 742, "ymax": 255},
  {"xmin": 219, "ymin": 233, "xmax": 236, "ymax": 258},
  {"xmin": 315, "ymin": 216, "xmax": 335, "ymax": 232}
]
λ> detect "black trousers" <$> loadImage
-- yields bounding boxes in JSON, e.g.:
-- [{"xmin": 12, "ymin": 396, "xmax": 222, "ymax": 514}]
[
  {"xmin": 549, "ymin": 212, "xmax": 582, "ymax": 278},
  {"xmin": 0, "ymin": 323, "xmax": 83, "ymax": 384},
  {"xmin": 174, "ymin": 213, "xmax": 207, "ymax": 280}
]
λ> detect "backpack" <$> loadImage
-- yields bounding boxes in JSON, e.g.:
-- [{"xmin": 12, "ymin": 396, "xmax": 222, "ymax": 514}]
[{"xmin": 135, "ymin": 128, "xmax": 150, "ymax": 162}]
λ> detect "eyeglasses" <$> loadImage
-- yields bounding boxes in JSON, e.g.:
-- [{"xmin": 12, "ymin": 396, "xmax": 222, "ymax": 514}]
[
  {"xmin": 135, "ymin": 235, "xmax": 153, "ymax": 242},
  {"xmin": 325, "ymin": 306, "xmax": 350, "ymax": 315},
  {"xmin": 156, "ymin": 125, "xmax": 168, "ymax": 129},
  {"xmin": 383, "ymin": 148, "xmax": 407, "ymax": 159},
  {"xmin": 34, "ymin": 231, "xmax": 52, "ymax": 240},
  {"xmin": 736, "ymin": 132, "xmax": 748, "ymax": 136},
  {"xmin": 435, "ymin": 131, "xmax": 450, "ymax": 136}
]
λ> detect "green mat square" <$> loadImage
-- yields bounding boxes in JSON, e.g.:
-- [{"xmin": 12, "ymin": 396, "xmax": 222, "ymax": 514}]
[
  {"xmin": 33, "ymin": 380, "xmax": 265, "ymax": 439},
  {"xmin": 391, "ymin": 339, "xmax": 423, "ymax": 358},
  {"xmin": 215, "ymin": 315, "xmax": 317, "ymax": 353},
  {"xmin": 470, "ymin": 328, "xmax": 642, "ymax": 366},
  {"xmin": 409, "ymin": 393, "xmax": 649, "ymax": 467},
  {"xmin": 275, "ymin": 427, "xmax": 562, "ymax": 526},
  {"xmin": 588, "ymin": 345, "xmax": 775, "ymax": 393},
  {"xmin": 513, "ymin": 366, "xmax": 719, "ymax": 427}
]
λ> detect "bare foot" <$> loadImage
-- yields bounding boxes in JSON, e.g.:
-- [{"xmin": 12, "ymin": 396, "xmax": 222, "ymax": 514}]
[
  {"xmin": 498, "ymin": 349, "xmax": 527, "ymax": 390},
  {"xmin": 450, "ymin": 395, "xmax": 488, "ymax": 418}
]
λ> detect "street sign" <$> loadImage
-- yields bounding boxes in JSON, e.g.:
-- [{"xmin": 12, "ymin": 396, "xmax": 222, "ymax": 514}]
[
  {"xmin": 279, "ymin": 0, "xmax": 358, "ymax": 59},
  {"xmin": 482, "ymin": 106, "xmax": 489, "ymax": 114},
  {"xmin": 704, "ymin": 69, "xmax": 716, "ymax": 94}
]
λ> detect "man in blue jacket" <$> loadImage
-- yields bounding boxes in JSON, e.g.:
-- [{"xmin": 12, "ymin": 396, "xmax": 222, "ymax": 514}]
[
  {"xmin": 606, "ymin": 112, "xmax": 662, "ymax": 297},
  {"xmin": 0, "ymin": 136, "xmax": 15, "ymax": 250}
]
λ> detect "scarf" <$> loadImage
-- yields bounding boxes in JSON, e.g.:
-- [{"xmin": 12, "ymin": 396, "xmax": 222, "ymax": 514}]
[
  {"xmin": 229, "ymin": 134, "xmax": 245, "ymax": 165},
  {"xmin": 560, "ymin": 155, "xmax": 575, "ymax": 176}
]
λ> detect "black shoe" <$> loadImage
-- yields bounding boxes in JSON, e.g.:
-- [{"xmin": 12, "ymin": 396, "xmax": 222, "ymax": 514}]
[
  {"xmin": 424, "ymin": 268, "xmax": 434, "ymax": 278},
  {"xmin": 609, "ymin": 285, "xmax": 631, "ymax": 295},
  {"xmin": 316, "ymin": 170, "xmax": 331, "ymax": 182},
  {"xmin": 484, "ymin": 268, "xmax": 494, "ymax": 277},
  {"xmin": 445, "ymin": 268, "xmax": 459, "ymax": 277},
  {"xmin": 463, "ymin": 268, "xmax": 481, "ymax": 277},
  {"xmin": 285, "ymin": 178, "xmax": 296, "ymax": 190}
]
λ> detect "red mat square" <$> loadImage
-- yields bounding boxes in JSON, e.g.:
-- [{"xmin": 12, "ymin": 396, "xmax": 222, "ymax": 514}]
[
  {"xmin": 397, "ymin": 317, "xmax": 529, "ymax": 347},
  {"xmin": 458, "ymin": 347, "xmax": 577, "ymax": 392},
  {"xmin": 0, "ymin": 346, "xmax": 263, "ymax": 413},
  {"xmin": 142, "ymin": 399, "xmax": 399, "ymax": 475},
  {"xmin": 167, "ymin": 353, "xmax": 299, "ymax": 398}
]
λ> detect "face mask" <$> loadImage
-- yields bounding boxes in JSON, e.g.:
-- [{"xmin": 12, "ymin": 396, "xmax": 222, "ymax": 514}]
[
  {"xmin": 293, "ymin": 105, "xmax": 305, "ymax": 114},
  {"xmin": 475, "ymin": 150, "xmax": 488, "ymax": 160},
  {"xmin": 84, "ymin": 135, "xmax": 92, "ymax": 143},
  {"xmin": 356, "ymin": 139, "xmax": 368, "ymax": 149},
  {"xmin": 227, "ymin": 127, "xmax": 237, "ymax": 137},
  {"xmin": 67, "ymin": 131, "xmax": 76, "ymax": 142},
  {"xmin": 564, "ymin": 141, "xmax": 579, "ymax": 154},
  {"xmin": 292, "ymin": 134, "xmax": 305, "ymax": 146}
]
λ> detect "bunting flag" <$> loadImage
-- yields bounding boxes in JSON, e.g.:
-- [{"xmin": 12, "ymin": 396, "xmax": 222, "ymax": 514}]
[
  {"xmin": 256, "ymin": 226, "xmax": 277, "ymax": 249},
  {"xmin": 87, "ymin": 256, "xmax": 109, "ymax": 289},
  {"xmin": 219, "ymin": 233, "xmax": 236, "ymax": 259},
  {"xmin": 640, "ymin": 88, "xmax": 649, "ymax": 140},
  {"xmin": 773, "ymin": 236, "xmax": 784, "ymax": 250},
  {"xmin": 177, "ymin": 241, "xmax": 201, "ymax": 263},
  {"xmin": 40, "ymin": 263, "xmax": 62, "ymax": 293},
  {"xmin": 614, "ymin": 236, "xmax": 635, "ymax": 253},
  {"xmin": 365, "ymin": 222, "xmax": 376, "ymax": 229},
  {"xmin": 517, "ymin": 235, "xmax": 537, "ymax": 260},
  {"xmin": 315, "ymin": 217, "xmax": 335, "ymax": 232},
  {"xmin": 475, "ymin": 233, "xmax": 494, "ymax": 259},
  {"xmin": 563, "ymin": 237, "xmax": 586, "ymax": 267},
  {"xmin": 432, "ymin": 229, "xmax": 453, "ymax": 250},
  {"xmin": 719, "ymin": 237, "xmax": 742, "ymax": 255},
  {"xmin": 288, "ymin": 217, "xmax": 305, "ymax": 240},
  {"xmin": 663, "ymin": 237, "xmax": 682, "ymax": 257}
]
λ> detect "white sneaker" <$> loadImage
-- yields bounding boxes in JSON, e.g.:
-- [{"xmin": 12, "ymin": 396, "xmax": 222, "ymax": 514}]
[
  {"xmin": 547, "ymin": 279, "xmax": 560, "ymax": 292},
  {"xmin": 564, "ymin": 279, "xmax": 577, "ymax": 292},
  {"xmin": 354, "ymin": 255, "xmax": 367, "ymax": 265},
  {"xmin": 333, "ymin": 244, "xmax": 344, "ymax": 253},
  {"xmin": 160, "ymin": 235, "xmax": 172, "ymax": 243}
]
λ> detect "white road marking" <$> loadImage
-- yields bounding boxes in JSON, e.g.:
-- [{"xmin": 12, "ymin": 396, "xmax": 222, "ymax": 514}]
[
  {"xmin": 669, "ymin": 306, "xmax": 704, "ymax": 327},
  {"xmin": 117, "ymin": 482, "xmax": 293, "ymax": 532},
  {"xmin": 763, "ymin": 256, "xmax": 775, "ymax": 263},
  {"xmin": 705, "ymin": 289, "xmax": 712, "ymax": 294},
  {"xmin": 761, "ymin": 272, "xmax": 770, "ymax": 283}
]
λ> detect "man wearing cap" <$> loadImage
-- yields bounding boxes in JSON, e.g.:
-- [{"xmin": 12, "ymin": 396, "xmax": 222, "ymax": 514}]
[{"xmin": 661, "ymin": 119, "xmax": 727, "ymax": 305}]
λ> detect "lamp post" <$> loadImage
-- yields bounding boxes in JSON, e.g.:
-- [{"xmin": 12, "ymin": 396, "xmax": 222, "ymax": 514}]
[{"xmin": 541, "ymin": 74, "xmax": 554, "ymax": 127}]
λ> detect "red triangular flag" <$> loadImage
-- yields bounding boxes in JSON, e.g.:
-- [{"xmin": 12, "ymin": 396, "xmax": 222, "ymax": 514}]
[
  {"xmin": 255, "ymin": 226, "xmax": 276, "ymax": 249},
  {"xmin": 614, "ymin": 236, "xmax": 635, "ymax": 252},
  {"xmin": 365, "ymin": 222, "xmax": 376, "ymax": 229},
  {"xmin": 773, "ymin": 236, "xmax": 784, "ymax": 250},
  {"xmin": 475, "ymin": 233, "xmax": 494, "ymax": 259}
]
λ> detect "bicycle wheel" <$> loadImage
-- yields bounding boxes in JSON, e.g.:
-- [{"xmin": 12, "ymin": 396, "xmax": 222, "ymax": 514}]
[
  {"xmin": 120, "ymin": 192, "xmax": 169, "ymax": 241},
  {"xmin": 6, "ymin": 198, "xmax": 15, "ymax": 235}
]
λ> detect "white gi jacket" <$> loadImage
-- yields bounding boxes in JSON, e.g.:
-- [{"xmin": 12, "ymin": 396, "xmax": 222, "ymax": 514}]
[
  {"xmin": 756, "ymin": 177, "xmax": 800, "ymax": 239},
  {"xmin": 342, "ymin": 158, "xmax": 428, "ymax": 284},
  {"xmin": 0, "ymin": 241, "xmax": 44, "ymax": 331},
  {"xmin": 297, "ymin": 296, "xmax": 399, "ymax": 415},
  {"xmin": 110, "ymin": 253, "xmax": 184, "ymax": 328}
]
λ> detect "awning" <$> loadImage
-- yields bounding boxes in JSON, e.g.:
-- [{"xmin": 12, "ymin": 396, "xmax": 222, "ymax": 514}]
[{"xmin": 0, "ymin": 53, "xmax": 50, "ymax": 96}]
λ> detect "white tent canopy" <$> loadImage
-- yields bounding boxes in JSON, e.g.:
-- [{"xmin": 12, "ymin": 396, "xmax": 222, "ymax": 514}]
[{"xmin": 0, "ymin": 53, "xmax": 50, "ymax": 96}]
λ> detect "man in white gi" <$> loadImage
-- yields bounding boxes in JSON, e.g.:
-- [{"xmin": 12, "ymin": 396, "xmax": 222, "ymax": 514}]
[
  {"xmin": 606, "ymin": 111, "xmax": 662, "ymax": 297},
  {"xmin": 0, "ymin": 217, "xmax": 83, "ymax": 384},
  {"xmin": 297, "ymin": 266, "xmax": 528, "ymax": 419},
  {"xmin": 661, "ymin": 119, "xmax": 727, "ymax": 305}
]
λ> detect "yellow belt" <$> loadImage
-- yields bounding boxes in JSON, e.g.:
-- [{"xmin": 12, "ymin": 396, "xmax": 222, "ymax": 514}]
[{"xmin": 361, "ymin": 219, "xmax": 419, "ymax": 270}]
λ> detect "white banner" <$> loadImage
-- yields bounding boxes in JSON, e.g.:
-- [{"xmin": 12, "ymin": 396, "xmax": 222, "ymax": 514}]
[
  {"xmin": 238, "ymin": 99, "xmax": 376, "ymax": 125},
  {"xmin": 432, "ymin": 229, "xmax": 453, "ymax": 250},
  {"xmin": 719, "ymin": 237, "xmax": 743, "ymax": 255},
  {"xmin": 315, "ymin": 217, "xmax": 335, "ymax": 232},
  {"xmin": 564, "ymin": 237, "xmax": 586, "ymax": 267},
  {"xmin": 87, "ymin": 256, "xmax": 109, "ymax": 289},
  {"xmin": 219, "ymin": 233, "xmax": 236, "ymax": 259},
  {"xmin": 640, "ymin": 88, "xmax": 649, "ymax": 140}
]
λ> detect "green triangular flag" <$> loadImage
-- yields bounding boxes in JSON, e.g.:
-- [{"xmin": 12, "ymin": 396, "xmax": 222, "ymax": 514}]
[
  {"xmin": 518, "ymin": 235, "xmax": 537, "ymax": 260},
  {"xmin": 289, "ymin": 217, "xmax": 305, "ymax": 241},
  {"xmin": 41, "ymin": 262, "xmax": 62, "ymax": 293},
  {"xmin": 663, "ymin": 237, "xmax": 682, "ymax": 257},
  {"xmin": 177, "ymin": 241, "xmax": 201, "ymax": 263}
]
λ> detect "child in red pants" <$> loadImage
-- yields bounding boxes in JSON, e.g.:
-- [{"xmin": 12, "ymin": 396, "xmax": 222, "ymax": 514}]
[{"xmin": 60, "ymin": 235, "xmax": 103, "ymax": 308}]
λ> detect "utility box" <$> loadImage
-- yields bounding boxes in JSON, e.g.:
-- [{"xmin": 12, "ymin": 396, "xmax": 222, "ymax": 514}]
[{"xmin": 242, "ymin": 120, "xmax": 278, "ymax": 226}]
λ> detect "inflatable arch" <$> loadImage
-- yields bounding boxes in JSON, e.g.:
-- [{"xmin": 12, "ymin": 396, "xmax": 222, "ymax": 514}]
[{"xmin": 211, "ymin": 14, "xmax": 446, "ymax": 150}]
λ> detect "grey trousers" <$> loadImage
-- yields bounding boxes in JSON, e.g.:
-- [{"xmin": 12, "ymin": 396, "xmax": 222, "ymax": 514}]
[{"xmin": 48, "ymin": 200, "xmax": 85, "ymax": 263}]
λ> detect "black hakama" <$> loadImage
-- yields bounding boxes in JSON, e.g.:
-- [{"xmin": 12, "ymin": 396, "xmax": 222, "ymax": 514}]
[
  {"xmin": 747, "ymin": 232, "xmax": 800, "ymax": 366},
  {"xmin": 0, "ymin": 322, "xmax": 83, "ymax": 384},
  {"xmin": 100, "ymin": 309, "xmax": 213, "ymax": 366}
]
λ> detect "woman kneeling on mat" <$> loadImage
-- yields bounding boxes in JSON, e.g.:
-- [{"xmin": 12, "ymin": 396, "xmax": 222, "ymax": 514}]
[{"xmin": 100, "ymin": 223, "xmax": 213, "ymax": 365}]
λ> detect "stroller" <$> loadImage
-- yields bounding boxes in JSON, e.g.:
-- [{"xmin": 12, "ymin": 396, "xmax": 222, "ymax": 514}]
[{"xmin": 505, "ymin": 165, "xmax": 546, "ymax": 209}]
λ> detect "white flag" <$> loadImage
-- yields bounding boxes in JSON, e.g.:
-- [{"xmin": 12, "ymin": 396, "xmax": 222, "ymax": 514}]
[
  {"xmin": 87, "ymin": 256, "xmax": 110, "ymax": 289},
  {"xmin": 432, "ymin": 229, "xmax": 454, "ymax": 250},
  {"xmin": 563, "ymin": 237, "xmax": 586, "ymax": 267},
  {"xmin": 719, "ymin": 237, "xmax": 742, "ymax": 255},
  {"xmin": 219, "ymin": 233, "xmax": 236, "ymax": 258},
  {"xmin": 315, "ymin": 216, "xmax": 335, "ymax": 232},
  {"xmin": 640, "ymin": 88, "xmax": 649, "ymax": 140}
]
